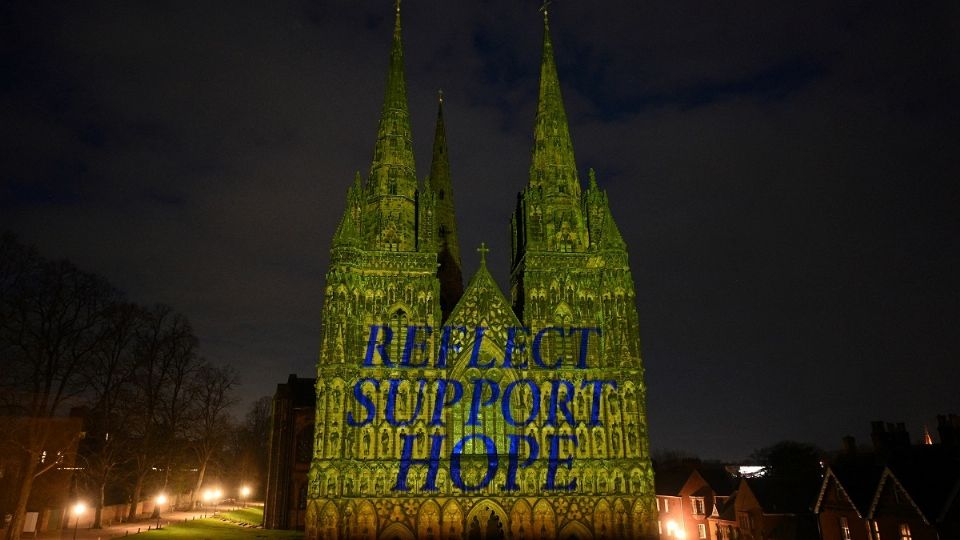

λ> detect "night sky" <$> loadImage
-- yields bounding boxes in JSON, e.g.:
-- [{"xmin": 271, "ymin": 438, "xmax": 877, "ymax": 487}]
[{"xmin": 2, "ymin": 1, "xmax": 958, "ymax": 460}]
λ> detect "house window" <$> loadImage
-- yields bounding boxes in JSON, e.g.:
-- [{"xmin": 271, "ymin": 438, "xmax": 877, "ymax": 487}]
[
  {"xmin": 840, "ymin": 517, "xmax": 851, "ymax": 540},
  {"xmin": 899, "ymin": 524, "xmax": 912, "ymax": 540},
  {"xmin": 871, "ymin": 521, "xmax": 881, "ymax": 540},
  {"xmin": 657, "ymin": 498, "xmax": 660, "ymax": 512},
  {"xmin": 658, "ymin": 521, "xmax": 662, "ymax": 535},
  {"xmin": 663, "ymin": 498, "xmax": 669, "ymax": 512},
  {"xmin": 699, "ymin": 523, "xmax": 707, "ymax": 539},
  {"xmin": 693, "ymin": 497, "xmax": 705, "ymax": 515}
]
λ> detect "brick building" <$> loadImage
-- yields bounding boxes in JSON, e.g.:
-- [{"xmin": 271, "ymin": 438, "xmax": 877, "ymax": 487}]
[{"xmin": 263, "ymin": 374, "xmax": 316, "ymax": 530}]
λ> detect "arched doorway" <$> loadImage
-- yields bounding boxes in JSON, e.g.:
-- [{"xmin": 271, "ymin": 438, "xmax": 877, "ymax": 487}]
[
  {"xmin": 379, "ymin": 522, "xmax": 415, "ymax": 540},
  {"xmin": 558, "ymin": 520, "xmax": 594, "ymax": 540},
  {"xmin": 463, "ymin": 500, "xmax": 509, "ymax": 540}
]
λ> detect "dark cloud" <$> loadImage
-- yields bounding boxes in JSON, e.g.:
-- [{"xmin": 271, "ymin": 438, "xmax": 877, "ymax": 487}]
[{"xmin": 2, "ymin": 0, "xmax": 958, "ymax": 459}]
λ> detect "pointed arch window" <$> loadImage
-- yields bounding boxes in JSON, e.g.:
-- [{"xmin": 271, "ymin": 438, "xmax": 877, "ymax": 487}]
[{"xmin": 389, "ymin": 308, "xmax": 408, "ymax": 365}]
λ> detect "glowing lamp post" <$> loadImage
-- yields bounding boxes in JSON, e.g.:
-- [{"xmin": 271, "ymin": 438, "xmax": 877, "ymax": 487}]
[
  {"xmin": 201, "ymin": 489, "xmax": 214, "ymax": 515},
  {"xmin": 71, "ymin": 502, "xmax": 86, "ymax": 540},
  {"xmin": 154, "ymin": 494, "xmax": 167, "ymax": 530},
  {"xmin": 240, "ymin": 486, "xmax": 251, "ymax": 508},
  {"xmin": 214, "ymin": 489, "xmax": 223, "ymax": 515}
]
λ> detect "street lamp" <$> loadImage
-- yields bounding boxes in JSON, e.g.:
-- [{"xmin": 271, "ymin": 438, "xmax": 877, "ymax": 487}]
[
  {"xmin": 71, "ymin": 502, "xmax": 86, "ymax": 540},
  {"xmin": 213, "ymin": 489, "xmax": 223, "ymax": 515},
  {"xmin": 154, "ymin": 494, "xmax": 167, "ymax": 530},
  {"xmin": 240, "ymin": 486, "xmax": 251, "ymax": 508},
  {"xmin": 202, "ymin": 489, "xmax": 214, "ymax": 515}
]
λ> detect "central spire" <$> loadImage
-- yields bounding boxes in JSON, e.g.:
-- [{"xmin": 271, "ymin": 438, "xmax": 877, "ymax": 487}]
[
  {"xmin": 529, "ymin": 7, "xmax": 580, "ymax": 198},
  {"xmin": 429, "ymin": 92, "xmax": 464, "ymax": 319},
  {"xmin": 368, "ymin": 0, "xmax": 416, "ymax": 199}
]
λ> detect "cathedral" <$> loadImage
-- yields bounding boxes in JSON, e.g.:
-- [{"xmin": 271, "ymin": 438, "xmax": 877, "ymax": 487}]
[{"xmin": 306, "ymin": 4, "xmax": 657, "ymax": 539}]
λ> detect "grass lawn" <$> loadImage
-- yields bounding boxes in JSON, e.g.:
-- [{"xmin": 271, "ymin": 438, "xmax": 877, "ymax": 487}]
[
  {"xmin": 145, "ymin": 508, "xmax": 302, "ymax": 540},
  {"xmin": 220, "ymin": 507, "xmax": 266, "ymax": 526}
]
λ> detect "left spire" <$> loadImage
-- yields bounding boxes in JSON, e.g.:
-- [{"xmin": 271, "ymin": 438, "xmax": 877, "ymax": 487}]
[{"xmin": 368, "ymin": 0, "xmax": 416, "ymax": 198}]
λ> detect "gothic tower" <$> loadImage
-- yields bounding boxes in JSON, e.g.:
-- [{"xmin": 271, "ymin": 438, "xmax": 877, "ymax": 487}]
[
  {"xmin": 509, "ymin": 8, "xmax": 658, "ymax": 537},
  {"xmin": 307, "ymin": 5, "xmax": 656, "ymax": 539},
  {"xmin": 307, "ymin": 4, "xmax": 443, "ymax": 535}
]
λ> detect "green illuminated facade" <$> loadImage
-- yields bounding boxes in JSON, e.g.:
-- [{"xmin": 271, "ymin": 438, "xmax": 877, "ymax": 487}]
[{"xmin": 306, "ymin": 6, "xmax": 656, "ymax": 540}]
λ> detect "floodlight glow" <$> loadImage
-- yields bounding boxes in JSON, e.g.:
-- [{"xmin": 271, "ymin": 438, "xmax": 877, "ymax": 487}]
[
  {"xmin": 72, "ymin": 502, "xmax": 86, "ymax": 516},
  {"xmin": 240, "ymin": 486, "xmax": 251, "ymax": 497},
  {"xmin": 156, "ymin": 494, "xmax": 167, "ymax": 505},
  {"xmin": 738, "ymin": 465, "xmax": 767, "ymax": 477}
]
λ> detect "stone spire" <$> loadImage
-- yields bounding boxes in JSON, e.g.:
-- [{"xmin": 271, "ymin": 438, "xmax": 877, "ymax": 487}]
[
  {"xmin": 368, "ymin": 0, "xmax": 417, "ymax": 201},
  {"xmin": 364, "ymin": 0, "xmax": 419, "ymax": 252},
  {"xmin": 529, "ymin": 8, "xmax": 580, "ymax": 198},
  {"xmin": 429, "ymin": 91, "xmax": 464, "ymax": 319}
]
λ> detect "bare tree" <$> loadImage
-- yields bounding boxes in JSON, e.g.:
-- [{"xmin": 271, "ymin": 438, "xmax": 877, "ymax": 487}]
[
  {"xmin": 0, "ymin": 235, "xmax": 116, "ymax": 540},
  {"xmin": 224, "ymin": 396, "xmax": 272, "ymax": 495},
  {"xmin": 122, "ymin": 305, "xmax": 198, "ymax": 521},
  {"xmin": 79, "ymin": 302, "xmax": 147, "ymax": 528},
  {"xmin": 186, "ymin": 363, "xmax": 238, "ymax": 508}
]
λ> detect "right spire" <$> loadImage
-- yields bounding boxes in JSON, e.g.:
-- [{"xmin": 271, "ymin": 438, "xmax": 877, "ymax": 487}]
[{"xmin": 529, "ymin": 6, "xmax": 580, "ymax": 198}]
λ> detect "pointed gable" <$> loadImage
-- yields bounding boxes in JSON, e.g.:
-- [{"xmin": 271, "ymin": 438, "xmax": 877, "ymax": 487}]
[
  {"xmin": 815, "ymin": 462, "xmax": 884, "ymax": 517},
  {"xmin": 446, "ymin": 255, "xmax": 520, "ymax": 342}
]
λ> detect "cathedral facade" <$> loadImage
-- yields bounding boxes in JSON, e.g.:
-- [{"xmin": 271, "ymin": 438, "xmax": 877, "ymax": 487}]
[{"xmin": 306, "ymin": 5, "xmax": 657, "ymax": 540}]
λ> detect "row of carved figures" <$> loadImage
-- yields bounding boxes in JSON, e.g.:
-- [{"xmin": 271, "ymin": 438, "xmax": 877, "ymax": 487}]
[
  {"xmin": 307, "ymin": 495, "xmax": 657, "ymax": 540},
  {"xmin": 309, "ymin": 462, "xmax": 653, "ymax": 499}
]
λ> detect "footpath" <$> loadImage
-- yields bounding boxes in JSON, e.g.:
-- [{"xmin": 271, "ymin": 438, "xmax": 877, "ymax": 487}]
[{"xmin": 34, "ymin": 507, "xmax": 237, "ymax": 540}]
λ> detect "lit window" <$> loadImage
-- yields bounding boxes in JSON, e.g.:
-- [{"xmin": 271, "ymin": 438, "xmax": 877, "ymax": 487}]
[
  {"xmin": 657, "ymin": 498, "xmax": 661, "ymax": 511},
  {"xmin": 699, "ymin": 523, "xmax": 707, "ymax": 539},
  {"xmin": 659, "ymin": 521, "xmax": 662, "ymax": 535},
  {"xmin": 664, "ymin": 498, "xmax": 670, "ymax": 512},
  {"xmin": 840, "ymin": 517, "xmax": 851, "ymax": 540},
  {"xmin": 899, "ymin": 523, "xmax": 912, "ymax": 540},
  {"xmin": 693, "ymin": 497, "xmax": 705, "ymax": 515},
  {"xmin": 871, "ymin": 521, "xmax": 881, "ymax": 540}
]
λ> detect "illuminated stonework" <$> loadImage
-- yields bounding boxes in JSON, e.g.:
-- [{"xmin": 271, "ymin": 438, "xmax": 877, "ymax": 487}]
[{"xmin": 307, "ymin": 6, "xmax": 657, "ymax": 540}]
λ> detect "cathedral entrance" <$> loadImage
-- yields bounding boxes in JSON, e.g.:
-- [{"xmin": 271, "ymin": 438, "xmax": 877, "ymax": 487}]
[
  {"xmin": 464, "ymin": 502, "xmax": 508, "ymax": 540},
  {"xmin": 557, "ymin": 521, "xmax": 594, "ymax": 540},
  {"xmin": 379, "ymin": 522, "xmax": 415, "ymax": 540}
]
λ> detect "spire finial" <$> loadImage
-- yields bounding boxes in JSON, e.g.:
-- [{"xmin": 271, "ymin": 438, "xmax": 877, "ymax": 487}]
[
  {"xmin": 540, "ymin": 0, "xmax": 552, "ymax": 22},
  {"xmin": 438, "ymin": 88, "xmax": 444, "ymax": 104},
  {"xmin": 395, "ymin": 0, "xmax": 401, "ymax": 15},
  {"xmin": 477, "ymin": 242, "xmax": 489, "ymax": 265},
  {"xmin": 529, "ymin": 0, "xmax": 579, "ymax": 195}
]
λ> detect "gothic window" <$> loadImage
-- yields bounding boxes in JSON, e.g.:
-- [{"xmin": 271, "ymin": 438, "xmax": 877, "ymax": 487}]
[
  {"xmin": 439, "ymin": 190, "xmax": 445, "ymax": 200},
  {"xmin": 389, "ymin": 308, "xmax": 408, "ymax": 366}
]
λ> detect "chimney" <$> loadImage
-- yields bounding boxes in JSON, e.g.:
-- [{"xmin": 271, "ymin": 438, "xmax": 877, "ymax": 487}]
[
  {"xmin": 871, "ymin": 420, "xmax": 910, "ymax": 453},
  {"xmin": 938, "ymin": 414, "xmax": 960, "ymax": 447},
  {"xmin": 841, "ymin": 435, "xmax": 857, "ymax": 455},
  {"xmin": 871, "ymin": 421, "xmax": 886, "ymax": 452}
]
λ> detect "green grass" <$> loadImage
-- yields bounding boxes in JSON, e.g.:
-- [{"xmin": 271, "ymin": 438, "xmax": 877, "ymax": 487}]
[
  {"xmin": 220, "ymin": 507, "xmax": 265, "ymax": 526},
  {"xmin": 144, "ymin": 513, "xmax": 302, "ymax": 540}
]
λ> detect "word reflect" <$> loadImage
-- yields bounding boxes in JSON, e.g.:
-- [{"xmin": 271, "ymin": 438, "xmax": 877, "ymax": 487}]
[{"xmin": 363, "ymin": 324, "xmax": 601, "ymax": 369}]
